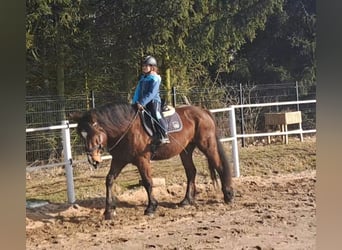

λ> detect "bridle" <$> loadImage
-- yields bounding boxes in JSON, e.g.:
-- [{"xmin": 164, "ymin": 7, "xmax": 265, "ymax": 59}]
[
  {"xmin": 86, "ymin": 142, "xmax": 104, "ymax": 155},
  {"xmin": 84, "ymin": 109, "xmax": 139, "ymax": 155},
  {"xmin": 82, "ymin": 122, "xmax": 104, "ymax": 155}
]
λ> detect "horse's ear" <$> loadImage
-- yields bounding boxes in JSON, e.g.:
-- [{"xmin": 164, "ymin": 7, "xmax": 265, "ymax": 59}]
[{"xmin": 69, "ymin": 111, "xmax": 83, "ymax": 122}]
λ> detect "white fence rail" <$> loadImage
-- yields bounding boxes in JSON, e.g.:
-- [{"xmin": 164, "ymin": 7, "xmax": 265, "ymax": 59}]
[{"xmin": 26, "ymin": 99, "xmax": 316, "ymax": 203}]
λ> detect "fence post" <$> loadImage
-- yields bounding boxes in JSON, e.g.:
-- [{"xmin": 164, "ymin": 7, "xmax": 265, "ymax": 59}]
[
  {"xmin": 172, "ymin": 86, "xmax": 176, "ymax": 107},
  {"xmin": 91, "ymin": 90, "xmax": 95, "ymax": 108},
  {"xmin": 62, "ymin": 120, "xmax": 76, "ymax": 203},
  {"xmin": 239, "ymin": 83, "xmax": 246, "ymax": 147},
  {"xmin": 295, "ymin": 82, "xmax": 304, "ymax": 141},
  {"xmin": 295, "ymin": 82, "xmax": 300, "ymax": 111},
  {"xmin": 229, "ymin": 107, "xmax": 240, "ymax": 177}
]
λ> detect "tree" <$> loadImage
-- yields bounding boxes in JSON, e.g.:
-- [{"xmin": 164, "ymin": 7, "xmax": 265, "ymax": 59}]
[
  {"xmin": 226, "ymin": 0, "xmax": 316, "ymax": 86},
  {"xmin": 28, "ymin": 0, "xmax": 315, "ymax": 100},
  {"xmin": 26, "ymin": 0, "xmax": 91, "ymax": 97},
  {"xmin": 93, "ymin": 0, "xmax": 284, "ymax": 102}
]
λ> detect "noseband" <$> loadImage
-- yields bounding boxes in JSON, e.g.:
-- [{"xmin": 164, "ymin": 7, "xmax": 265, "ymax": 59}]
[{"xmin": 86, "ymin": 144, "xmax": 103, "ymax": 155}]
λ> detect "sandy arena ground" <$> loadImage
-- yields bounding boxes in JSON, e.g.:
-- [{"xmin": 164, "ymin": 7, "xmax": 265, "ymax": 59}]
[{"xmin": 26, "ymin": 169, "xmax": 316, "ymax": 249}]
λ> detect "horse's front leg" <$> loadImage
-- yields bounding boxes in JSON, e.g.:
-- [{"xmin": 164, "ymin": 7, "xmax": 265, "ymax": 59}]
[
  {"xmin": 136, "ymin": 158, "xmax": 158, "ymax": 216},
  {"xmin": 104, "ymin": 161, "xmax": 125, "ymax": 220}
]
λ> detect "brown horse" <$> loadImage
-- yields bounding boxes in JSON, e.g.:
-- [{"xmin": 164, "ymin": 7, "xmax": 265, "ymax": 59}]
[{"xmin": 70, "ymin": 103, "xmax": 234, "ymax": 220}]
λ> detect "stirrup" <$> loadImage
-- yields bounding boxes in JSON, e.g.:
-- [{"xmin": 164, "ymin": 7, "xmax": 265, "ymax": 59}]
[{"xmin": 159, "ymin": 137, "xmax": 170, "ymax": 144}]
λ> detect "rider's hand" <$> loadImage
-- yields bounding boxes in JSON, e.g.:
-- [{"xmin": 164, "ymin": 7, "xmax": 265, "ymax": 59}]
[{"xmin": 136, "ymin": 103, "xmax": 144, "ymax": 111}]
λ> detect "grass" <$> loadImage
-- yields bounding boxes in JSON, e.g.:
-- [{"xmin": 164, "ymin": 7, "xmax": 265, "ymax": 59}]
[{"xmin": 239, "ymin": 138, "xmax": 316, "ymax": 176}]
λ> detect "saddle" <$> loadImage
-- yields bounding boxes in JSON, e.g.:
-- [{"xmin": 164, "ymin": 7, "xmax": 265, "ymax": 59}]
[{"xmin": 140, "ymin": 105, "xmax": 183, "ymax": 137}]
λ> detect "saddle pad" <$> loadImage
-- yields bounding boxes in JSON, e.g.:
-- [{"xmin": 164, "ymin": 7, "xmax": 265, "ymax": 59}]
[
  {"xmin": 165, "ymin": 111, "xmax": 183, "ymax": 133},
  {"xmin": 140, "ymin": 111, "xmax": 154, "ymax": 136},
  {"xmin": 140, "ymin": 109, "xmax": 183, "ymax": 137}
]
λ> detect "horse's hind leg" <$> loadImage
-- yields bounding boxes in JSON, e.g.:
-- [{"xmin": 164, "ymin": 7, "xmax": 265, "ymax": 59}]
[
  {"xmin": 179, "ymin": 145, "xmax": 197, "ymax": 206},
  {"xmin": 136, "ymin": 158, "xmax": 158, "ymax": 216}
]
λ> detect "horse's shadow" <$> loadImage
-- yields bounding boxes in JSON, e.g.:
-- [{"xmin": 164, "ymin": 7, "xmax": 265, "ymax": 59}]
[
  {"xmin": 26, "ymin": 197, "xmax": 184, "ymax": 225},
  {"xmin": 75, "ymin": 196, "xmax": 180, "ymax": 209}
]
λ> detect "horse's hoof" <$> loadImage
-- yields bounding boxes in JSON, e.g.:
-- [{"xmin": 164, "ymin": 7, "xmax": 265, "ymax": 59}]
[
  {"xmin": 224, "ymin": 190, "xmax": 234, "ymax": 203},
  {"xmin": 144, "ymin": 209, "xmax": 155, "ymax": 217},
  {"xmin": 179, "ymin": 199, "xmax": 193, "ymax": 207},
  {"xmin": 104, "ymin": 211, "xmax": 113, "ymax": 220},
  {"xmin": 145, "ymin": 212, "xmax": 155, "ymax": 217}
]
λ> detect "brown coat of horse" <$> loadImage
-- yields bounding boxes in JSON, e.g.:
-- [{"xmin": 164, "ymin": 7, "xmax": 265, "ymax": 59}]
[{"xmin": 71, "ymin": 103, "xmax": 234, "ymax": 220}]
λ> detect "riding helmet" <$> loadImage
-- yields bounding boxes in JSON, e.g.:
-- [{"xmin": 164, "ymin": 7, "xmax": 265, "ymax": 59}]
[{"xmin": 143, "ymin": 56, "xmax": 157, "ymax": 66}]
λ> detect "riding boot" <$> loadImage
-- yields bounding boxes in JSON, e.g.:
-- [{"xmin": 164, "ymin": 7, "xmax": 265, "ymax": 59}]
[
  {"xmin": 158, "ymin": 118, "xmax": 170, "ymax": 144},
  {"xmin": 159, "ymin": 132, "xmax": 170, "ymax": 144}
]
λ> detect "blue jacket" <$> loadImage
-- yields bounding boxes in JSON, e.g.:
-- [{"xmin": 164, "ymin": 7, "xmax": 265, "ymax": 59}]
[{"xmin": 132, "ymin": 73, "xmax": 162, "ymax": 106}]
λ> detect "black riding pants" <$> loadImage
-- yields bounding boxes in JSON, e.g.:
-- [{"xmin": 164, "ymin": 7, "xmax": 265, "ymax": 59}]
[{"xmin": 146, "ymin": 101, "xmax": 168, "ymax": 138}]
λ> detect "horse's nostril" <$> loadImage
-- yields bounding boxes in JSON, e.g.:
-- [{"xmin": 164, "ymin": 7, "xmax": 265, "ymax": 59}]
[{"xmin": 93, "ymin": 161, "xmax": 99, "ymax": 169}]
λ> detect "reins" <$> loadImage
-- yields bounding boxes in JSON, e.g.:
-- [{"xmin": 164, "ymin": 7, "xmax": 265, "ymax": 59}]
[
  {"xmin": 106, "ymin": 106, "xmax": 187, "ymax": 154},
  {"xmin": 107, "ymin": 109, "xmax": 139, "ymax": 151}
]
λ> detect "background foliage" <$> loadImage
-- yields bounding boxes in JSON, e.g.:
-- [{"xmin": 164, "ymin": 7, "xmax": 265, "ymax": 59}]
[{"xmin": 26, "ymin": 0, "xmax": 316, "ymax": 99}]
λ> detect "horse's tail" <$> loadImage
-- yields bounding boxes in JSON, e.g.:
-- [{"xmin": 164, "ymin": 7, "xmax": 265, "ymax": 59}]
[
  {"xmin": 216, "ymin": 135, "xmax": 233, "ymax": 188},
  {"xmin": 204, "ymin": 109, "xmax": 233, "ymax": 193}
]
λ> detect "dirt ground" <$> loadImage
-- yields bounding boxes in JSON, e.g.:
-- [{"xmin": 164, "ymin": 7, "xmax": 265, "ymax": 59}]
[{"xmin": 26, "ymin": 168, "xmax": 316, "ymax": 249}]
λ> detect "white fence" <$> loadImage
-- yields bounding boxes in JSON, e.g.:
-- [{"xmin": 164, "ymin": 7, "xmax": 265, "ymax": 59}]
[
  {"xmin": 210, "ymin": 99, "xmax": 316, "ymax": 177},
  {"xmin": 26, "ymin": 99, "xmax": 316, "ymax": 203},
  {"xmin": 26, "ymin": 121, "xmax": 77, "ymax": 203}
]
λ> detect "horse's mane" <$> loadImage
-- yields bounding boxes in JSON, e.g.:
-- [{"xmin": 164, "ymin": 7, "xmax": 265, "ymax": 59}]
[{"xmin": 89, "ymin": 102, "xmax": 136, "ymax": 137}]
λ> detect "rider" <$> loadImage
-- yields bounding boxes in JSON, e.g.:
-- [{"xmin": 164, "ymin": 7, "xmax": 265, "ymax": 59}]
[{"xmin": 132, "ymin": 55, "xmax": 170, "ymax": 144}]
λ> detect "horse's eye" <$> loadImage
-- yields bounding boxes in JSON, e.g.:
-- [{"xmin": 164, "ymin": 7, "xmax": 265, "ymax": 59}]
[{"xmin": 97, "ymin": 134, "xmax": 102, "ymax": 144}]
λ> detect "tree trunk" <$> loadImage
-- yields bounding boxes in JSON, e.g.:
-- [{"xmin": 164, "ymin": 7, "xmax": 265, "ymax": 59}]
[{"xmin": 163, "ymin": 53, "xmax": 171, "ymax": 105}]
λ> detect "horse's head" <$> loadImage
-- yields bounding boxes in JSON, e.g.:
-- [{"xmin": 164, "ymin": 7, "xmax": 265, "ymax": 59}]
[{"xmin": 70, "ymin": 112, "xmax": 108, "ymax": 168}]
